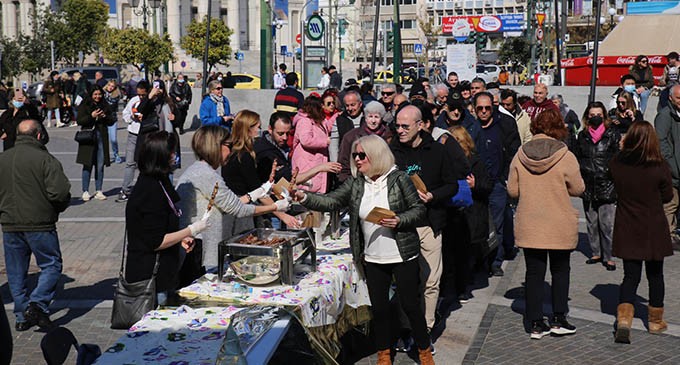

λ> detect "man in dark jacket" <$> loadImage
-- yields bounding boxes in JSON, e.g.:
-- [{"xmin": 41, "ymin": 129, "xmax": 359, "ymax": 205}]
[
  {"xmin": 390, "ymin": 105, "xmax": 457, "ymax": 331},
  {"xmin": 0, "ymin": 119, "xmax": 71, "ymax": 332},
  {"xmin": 474, "ymin": 92, "xmax": 521, "ymax": 276},
  {"xmin": 328, "ymin": 65, "xmax": 342, "ymax": 90},
  {"xmin": 522, "ymin": 83, "xmax": 558, "ymax": 123},
  {"xmin": 169, "ymin": 73, "xmax": 192, "ymax": 134},
  {"xmin": 333, "ymin": 91, "xmax": 364, "ymax": 162},
  {"xmin": 656, "ymin": 84, "xmax": 680, "ymax": 248}
]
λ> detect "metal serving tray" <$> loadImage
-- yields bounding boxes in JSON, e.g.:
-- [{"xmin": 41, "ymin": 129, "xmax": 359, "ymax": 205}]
[{"xmin": 218, "ymin": 228, "xmax": 316, "ymax": 284}]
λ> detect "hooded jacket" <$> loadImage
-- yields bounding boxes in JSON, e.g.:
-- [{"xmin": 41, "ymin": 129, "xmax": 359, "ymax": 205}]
[
  {"xmin": 522, "ymin": 98, "xmax": 558, "ymax": 122},
  {"xmin": 508, "ymin": 135, "xmax": 585, "ymax": 250},
  {"xmin": 656, "ymin": 104, "xmax": 680, "ymax": 188}
]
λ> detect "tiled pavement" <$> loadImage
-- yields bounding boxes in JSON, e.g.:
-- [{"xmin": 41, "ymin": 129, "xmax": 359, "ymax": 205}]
[{"xmin": 3, "ymin": 123, "xmax": 680, "ymax": 364}]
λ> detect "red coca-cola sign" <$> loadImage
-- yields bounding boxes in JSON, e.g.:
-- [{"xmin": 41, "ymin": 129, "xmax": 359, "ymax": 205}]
[{"xmin": 561, "ymin": 54, "xmax": 667, "ymax": 86}]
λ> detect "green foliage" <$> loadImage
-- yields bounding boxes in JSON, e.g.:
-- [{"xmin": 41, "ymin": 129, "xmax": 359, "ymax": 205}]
[
  {"xmin": 0, "ymin": 37, "xmax": 23, "ymax": 79},
  {"xmin": 181, "ymin": 17, "xmax": 234, "ymax": 72},
  {"xmin": 498, "ymin": 36, "xmax": 531, "ymax": 65},
  {"xmin": 42, "ymin": 0, "xmax": 109, "ymax": 65},
  {"xmin": 100, "ymin": 28, "xmax": 175, "ymax": 73},
  {"xmin": 20, "ymin": 9, "xmax": 52, "ymax": 75}
]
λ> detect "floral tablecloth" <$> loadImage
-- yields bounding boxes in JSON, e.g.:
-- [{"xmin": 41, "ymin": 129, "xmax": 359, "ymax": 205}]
[
  {"xmin": 95, "ymin": 306, "xmax": 244, "ymax": 365},
  {"xmin": 178, "ymin": 252, "xmax": 371, "ymax": 328}
]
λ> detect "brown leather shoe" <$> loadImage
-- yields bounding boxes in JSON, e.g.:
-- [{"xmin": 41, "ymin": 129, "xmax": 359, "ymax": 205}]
[
  {"xmin": 419, "ymin": 347, "xmax": 435, "ymax": 365},
  {"xmin": 615, "ymin": 303, "xmax": 634, "ymax": 344},
  {"xmin": 648, "ymin": 305, "xmax": 668, "ymax": 334},
  {"xmin": 376, "ymin": 349, "xmax": 392, "ymax": 365}
]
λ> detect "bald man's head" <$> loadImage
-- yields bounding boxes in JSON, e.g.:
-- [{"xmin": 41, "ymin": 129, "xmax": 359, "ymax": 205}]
[
  {"xmin": 17, "ymin": 119, "xmax": 41, "ymax": 138},
  {"xmin": 395, "ymin": 105, "xmax": 423, "ymax": 145}
]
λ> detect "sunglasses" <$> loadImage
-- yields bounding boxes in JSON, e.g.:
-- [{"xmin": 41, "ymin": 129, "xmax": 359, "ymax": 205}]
[
  {"xmin": 214, "ymin": 87, "xmax": 223, "ymax": 90},
  {"xmin": 475, "ymin": 105, "xmax": 492, "ymax": 112},
  {"xmin": 395, "ymin": 123, "xmax": 412, "ymax": 131},
  {"xmin": 640, "ymin": 60, "xmax": 648, "ymax": 63},
  {"xmin": 617, "ymin": 100, "xmax": 627, "ymax": 105},
  {"xmin": 352, "ymin": 152, "xmax": 368, "ymax": 160},
  {"xmin": 324, "ymin": 102, "xmax": 335, "ymax": 106},
  {"xmin": 382, "ymin": 91, "xmax": 395, "ymax": 96}
]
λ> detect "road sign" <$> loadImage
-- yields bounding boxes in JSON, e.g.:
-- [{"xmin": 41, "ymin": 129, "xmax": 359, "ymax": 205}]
[
  {"xmin": 280, "ymin": 45, "xmax": 288, "ymax": 55},
  {"xmin": 414, "ymin": 43, "xmax": 423, "ymax": 55},
  {"xmin": 306, "ymin": 15, "xmax": 325, "ymax": 41},
  {"xmin": 535, "ymin": 27, "xmax": 544, "ymax": 41},
  {"xmin": 236, "ymin": 52, "xmax": 244, "ymax": 61},
  {"xmin": 286, "ymin": 52, "xmax": 293, "ymax": 57},
  {"xmin": 536, "ymin": 13, "xmax": 546, "ymax": 26},
  {"xmin": 180, "ymin": 60, "xmax": 186, "ymax": 68},
  {"xmin": 296, "ymin": 33, "xmax": 302, "ymax": 44}
]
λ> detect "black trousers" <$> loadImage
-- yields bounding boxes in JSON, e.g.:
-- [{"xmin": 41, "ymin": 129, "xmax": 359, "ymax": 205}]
[
  {"xmin": 442, "ymin": 209, "xmax": 472, "ymax": 297},
  {"xmin": 524, "ymin": 248, "xmax": 571, "ymax": 322},
  {"xmin": 0, "ymin": 295, "xmax": 12, "ymax": 365},
  {"xmin": 620, "ymin": 259, "xmax": 665, "ymax": 308},
  {"xmin": 364, "ymin": 259, "xmax": 430, "ymax": 351}
]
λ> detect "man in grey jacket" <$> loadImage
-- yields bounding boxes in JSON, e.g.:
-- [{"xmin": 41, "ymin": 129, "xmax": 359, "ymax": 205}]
[
  {"xmin": 0, "ymin": 119, "xmax": 71, "ymax": 331},
  {"xmin": 655, "ymin": 84, "xmax": 680, "ymax": 248}
]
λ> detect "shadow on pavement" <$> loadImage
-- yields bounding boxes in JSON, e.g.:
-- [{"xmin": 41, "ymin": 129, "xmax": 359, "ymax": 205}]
[{"xmin": 589, "ymin": 283, "xmax": 649, "ymax": 328}]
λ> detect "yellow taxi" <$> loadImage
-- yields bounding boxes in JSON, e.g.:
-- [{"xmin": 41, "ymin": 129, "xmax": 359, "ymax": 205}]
[{"xmin": 232, "ymin": 73, "xmax": 261, "ymax": 89}]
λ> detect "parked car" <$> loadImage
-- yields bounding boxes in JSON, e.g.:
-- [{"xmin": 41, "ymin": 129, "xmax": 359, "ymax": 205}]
[
  {"xmin": 475, "ymin": 64, "xmax": 501, "ymax": 83},
  {"xmin": 231, "ymin": 73, "xmax": 261, "ymax": 89},
  {"xmin": 60, "ymin": 66, "xmax": 121, "ymax": 85}
]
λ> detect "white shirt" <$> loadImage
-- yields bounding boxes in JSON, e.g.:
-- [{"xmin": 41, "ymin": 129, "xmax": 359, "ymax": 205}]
[
  {"xmin": 274, "ymin": 71, "xmax": 286, "ymax": 89},
  {"xmin": 317, "ymin": 74, "xmax": 330, "ymax": 89},
  {"xmin": 122, "ymin": 96, "xmax": 142, "ymax": 134},
  {"xmin": 359, "ymin": 166, "xmax": 402, "ymax": 264}
]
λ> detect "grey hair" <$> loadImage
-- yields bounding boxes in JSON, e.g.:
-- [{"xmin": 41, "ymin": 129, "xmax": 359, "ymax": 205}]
[
  {"xmin": 382, "ymin": 83, "xmax": 396, "ymax": 91},
  {"xmin": 343, "ymin": 90, "xmax": 361, "ymax": 102},
  {"xmin": 363, "ymin": 101, "xmax": 386, "ymax": 118},
  {"xmin": 433, "ymin": 83, "xmax": 449, "ymax": 94},
  {"xmin": 208, "ymin": 80, "xmax": 222, "ymax": 91},
  {"xmin": 550, "ymin": 94, "xmax": 564, "ymax": 104}
]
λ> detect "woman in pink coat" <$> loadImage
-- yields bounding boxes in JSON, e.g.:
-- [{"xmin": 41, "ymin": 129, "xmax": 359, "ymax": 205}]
[{"xmin": 292, "ymin": 96, "xmax": 332, "ymax": 193}]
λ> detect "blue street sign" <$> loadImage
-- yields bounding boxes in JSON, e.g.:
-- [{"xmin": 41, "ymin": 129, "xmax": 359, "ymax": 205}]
[
  {"xmin": 280, "ymin": 45, "xmax": 288, "ymax": 55},
  {"xmin": 414, "ymin": 43, "xmax": 423, "ymax": 55},
  {"xmin": 286, "ymin": 52, "xmax": 293, "ymax": 57},
  {"xmin": 180, "ymin": 60, "xmax": 186, "ymax": 68},
  {"xmin": 236, "ymin": 52, "xmax": 244, "ymax": 61}
]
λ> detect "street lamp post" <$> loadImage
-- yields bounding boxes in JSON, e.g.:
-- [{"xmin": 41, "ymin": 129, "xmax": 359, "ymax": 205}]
[{"xmin": 130, "ymin": 0, "xmax": 162, "ymax": 80}]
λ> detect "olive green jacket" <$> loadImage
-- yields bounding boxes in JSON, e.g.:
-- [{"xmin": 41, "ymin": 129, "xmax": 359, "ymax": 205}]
[{"xmin": 302, "ymin": 169, "xmax": 426, "ymax": 269}]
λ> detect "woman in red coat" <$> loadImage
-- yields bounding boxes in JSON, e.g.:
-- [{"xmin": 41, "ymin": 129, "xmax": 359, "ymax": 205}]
[{"xmin": 609, "ymin": 121, "xmax": 674, "ymax": 344}]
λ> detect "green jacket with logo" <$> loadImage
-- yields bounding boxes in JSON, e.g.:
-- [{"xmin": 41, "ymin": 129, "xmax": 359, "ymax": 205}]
[
  {"xmin": 301, "ymin": 169, "xmax": 426, "ymax": 270},
  {"xmin": 0, "ymin": 135, "xmax": 71, "ymax": 232}
]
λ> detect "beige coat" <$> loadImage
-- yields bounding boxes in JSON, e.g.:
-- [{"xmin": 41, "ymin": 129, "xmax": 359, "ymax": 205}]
[
  {"xmin": 516, "ymin": 108, "xmax": 533, "ymax": 145},
  {"xmin": 508, "ymin": 134, "xmax": 585, "ymax": 250}
]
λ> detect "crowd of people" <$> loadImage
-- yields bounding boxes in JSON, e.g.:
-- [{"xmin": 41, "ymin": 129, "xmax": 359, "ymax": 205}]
[{"xmin": 2, "ymin": 52, "xmax": 680, "ymax": 364}]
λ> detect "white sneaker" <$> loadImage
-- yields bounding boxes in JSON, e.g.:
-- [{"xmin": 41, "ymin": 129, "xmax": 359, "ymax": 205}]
[
  {"xmin": 94, "ymin": 191, "xmax": 107, "ymax": 200},
  {"xmin": 82, "ymin": 191, "xmax": 91, "ymax": 201},
  {"xmin": 56, "ymin": 122, "xmax": 66, "ymax": 128}
]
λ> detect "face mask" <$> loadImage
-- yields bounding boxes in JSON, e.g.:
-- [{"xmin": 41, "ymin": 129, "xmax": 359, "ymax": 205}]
[
  {"xmin": 217, "ymin": 77, "xmax": 223, "ymax": 81},
  {"xmin": 12, "ymin": 100, "xmax": 24, "ymax": 109},
  {"xmin": 624, "ymin": 85, "xmax": 636, "ymax": 93},
  {"xmin": 178, "ymin": 79, "xmax": 185, "ymax": 84},
  {"xmin": 53, "ymin": 77, "xmax": 60, "ymax": 81},
  {"xmin": 588, "ymin": 116, "xmax": 603, "ymax": 127}
]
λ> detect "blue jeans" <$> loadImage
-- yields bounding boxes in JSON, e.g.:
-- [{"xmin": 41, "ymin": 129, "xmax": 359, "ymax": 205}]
[
  {"xmin": 46, "ymin": 108, "xmax": 61, "ymax": 125},
  {"xmin": 489, "ymin": 181, "xmax": 509, "ymax": 267},
  {"xmin": 108, "ymin": 120, "xmax": 119, "ymax": 159},
  {"xmin": 3, "ymin": 231, "xmax": 63, "ymax": 322},
  {"xmin": 82, "ymin": 130, "xmax": 105, "ymax": 192},
  {"xmin": 639, "ymin": 88, "xmax": 651, "ymax": 114}
]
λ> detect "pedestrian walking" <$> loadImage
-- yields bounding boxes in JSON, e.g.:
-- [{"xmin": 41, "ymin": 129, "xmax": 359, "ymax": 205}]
[
  {"xmin": 116, "ymin": 81, "xmax": 150, "ymax": 203},
  {"xmin": 656, "ymin": 84, "xmax": 680, "ymax": 249},
  {"xmin": 169, "ymin": 73, "xmax": 192, "ymax": 134},
  {"xmin": 508, "ymin": 109, "xmax": 585, "ymax": 339},
  {"xmin": 42, "ymin": 71, "xmax": 66, "ymax": 128},
  {"xmin": 571, "ymin": 101, "xmax": 621, "ymax": 270},
  {"xmin": 608, "ymin": 92, "xmax": 643, "ymax": 135},
  {"xmin": 104, "ymin": 80, "xmax": 123, "ymax": 163},
  {"xmin": 317, "ymin": 67, "xmax": 330, "ymax": 90},
  {"xmin": 76, "ymin": 85, "xmax": 116, "ymax": 202},
  {"xmin": 296, "ymin": 135, "xmax": 434, "ymax": 365},
  {"xmin": 610, "ymin": 121, "xmax": 674, "ymax": 343},
  {"xmin": 0, "ymin": 119, "xmax": 71, "ymax": 332}
]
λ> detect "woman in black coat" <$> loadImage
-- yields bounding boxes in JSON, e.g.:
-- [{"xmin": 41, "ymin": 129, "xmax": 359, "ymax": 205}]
[
  {"xmin": 610, "ymin": 121, "xmax": 674, "ymax": 343},
  {"xmin": 76, "ymin": 86, "xmax": 115, "ymax": 201},
  {"xmin": 125, "ymin": 131, "xmax": 209, "ymax": 304},
  {"xmin": 0, "ymin": 88, "xmax": 41, "ymax": 150}
]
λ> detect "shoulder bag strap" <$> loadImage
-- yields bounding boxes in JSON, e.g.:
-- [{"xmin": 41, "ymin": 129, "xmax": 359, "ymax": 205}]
[{"xmin": 120, "ymin": 227, "xmax": 161, "ymax": 279}]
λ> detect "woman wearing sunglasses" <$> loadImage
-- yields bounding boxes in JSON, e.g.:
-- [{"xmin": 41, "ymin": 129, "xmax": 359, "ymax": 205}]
[
  {"xmin": 609, "ymin": 92, "xmax": 643, "ymax": 135},
  {"xmin": 295, "ymin": 135, "xmax": 433, "ymax": 365},
  {"xmin": 199, "ymin": 80, "xmax": 233, "ymax": 128},
  {"xmin": 628, "ymin": 55, "xmax": 654, "ymax": 114}
]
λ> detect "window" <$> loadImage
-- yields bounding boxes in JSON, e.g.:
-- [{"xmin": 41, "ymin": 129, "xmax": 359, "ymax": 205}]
[{"xmin": 399, "ymin": 19, "xmax": 416, "ymax": 29}]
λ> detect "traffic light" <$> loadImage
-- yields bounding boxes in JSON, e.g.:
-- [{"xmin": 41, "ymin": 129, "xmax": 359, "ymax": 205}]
[
  {"xmin": 477, "ymin": 33, "xmax": 488, "ymax": 50},
  {"xmin": 338, "ymin": 19, "xmax": 348, "ymax": 36},
  {"xmin": 386, "ymin": 31, "xmax": 394, "ymax": 52}
]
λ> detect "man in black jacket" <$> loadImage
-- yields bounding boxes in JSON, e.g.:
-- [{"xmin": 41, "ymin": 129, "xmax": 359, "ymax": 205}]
[
  {"xmin": 332, "ymin": 91, "xmax": 364, "ymax": 162},
  {"xmin": 169, "ymin": 73, "xmax": 192, "ymax": 134},
  {"xmin": 391, "ymin": 105, "xmax": 458, "ymax": 332},
  {"xmin": 474, "ymin": 92, "xmax": 520, "ymax": 276},
  {"xmin": 328, "ymin": 65, "xmax": 342, "ymax": 90}
]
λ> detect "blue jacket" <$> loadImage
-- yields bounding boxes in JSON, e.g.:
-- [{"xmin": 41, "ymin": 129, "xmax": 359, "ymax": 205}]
[{"xmin": 199, "ymin": 94, "xmax": 231, "ymax": 128}]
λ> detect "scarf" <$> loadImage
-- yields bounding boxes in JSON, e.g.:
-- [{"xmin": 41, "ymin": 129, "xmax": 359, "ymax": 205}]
[
  {"xmin": 588, "ymin": 123, "xmax": 606, "ymax": 144},
  {"xmin": 210, "ymin": 94, "xmax": 225, "ymax": 117},
  {"xmin": 364, "ymin": 123, "xmax": 387, "ymax": 137}
]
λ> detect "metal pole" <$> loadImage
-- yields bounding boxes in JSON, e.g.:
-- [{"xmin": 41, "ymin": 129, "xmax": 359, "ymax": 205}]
[
  {"xmin": 142, "ymin": 0, "xmax": 148, "ymax": 31},
  {"xmin": 369, "ymin": 0, "xmax": 380, "ymax": 86},
  {"xmin": 260, "ymin": 0, "xmax": 273, "ymax": 89},
  {"xmin": 392, "ymin": 4, "xmax": 402, "ymax": 83},
  {"xmin": 337, "ymin": 2, "xmax": 341, "ymax": 77},
  {"xmin": 554, "ymin": 0, "xmax": 561, "ymax": 85},
  {"xmin": 527, "ymin": 0, "xmax": 535, "ymax": 83},
  {"xmin": 589, "ymin": 0, "xmax": 602, "ymax": 103},
  {"xmin": 201, "ymin": 0, "xmax": 212, "ymax": 96},
  {"xmin": 383, "ymin": 29, "xmax": 387, "ymax": 76},
  {"xmin": 301, "ymin": 16, "xmax": 306, "ymax": 89},
  {"xmin": 328, "ymin": 1, "xmax": 333, "ymax": 69},
  {"xmin": 50, "ymin": 41, "xmax": 55, "ymax": 71}
]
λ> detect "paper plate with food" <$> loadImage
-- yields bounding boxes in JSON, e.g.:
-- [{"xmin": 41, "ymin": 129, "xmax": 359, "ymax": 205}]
[{"xmin": 230, "ymin": 256, "xmax": 281, "ymax": 285}]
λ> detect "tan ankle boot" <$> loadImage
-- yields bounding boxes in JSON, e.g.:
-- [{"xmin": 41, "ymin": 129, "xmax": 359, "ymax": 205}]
[
  {"xmin": 376, "ymin": 349, "xmax": 392, "ymax": 365},
  {"xmin": 648, "ymin": 305, "xmax": 668, "ymax": 334},
  {"xmin": 615, "ymin": 303, "xmax": 634, "ymax": 344},
  {"xmin": 418, "ymin": 347, "xmax": 435, "ymax": 365}
]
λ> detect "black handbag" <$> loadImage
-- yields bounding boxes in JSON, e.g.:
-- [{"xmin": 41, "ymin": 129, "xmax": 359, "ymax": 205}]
[
  {"xmin": 74, "ymin": 128, "xmax": 96, "ymax": 145},
  {"xmin": 110, "ymin": 230, "xmax": 160, "ymax": 330}
]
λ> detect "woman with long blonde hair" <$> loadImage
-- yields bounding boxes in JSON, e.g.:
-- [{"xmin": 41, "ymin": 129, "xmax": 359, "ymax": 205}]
[{"xmin": 221, "ymin": 110, "xmax": 300, "ymax": 231}]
